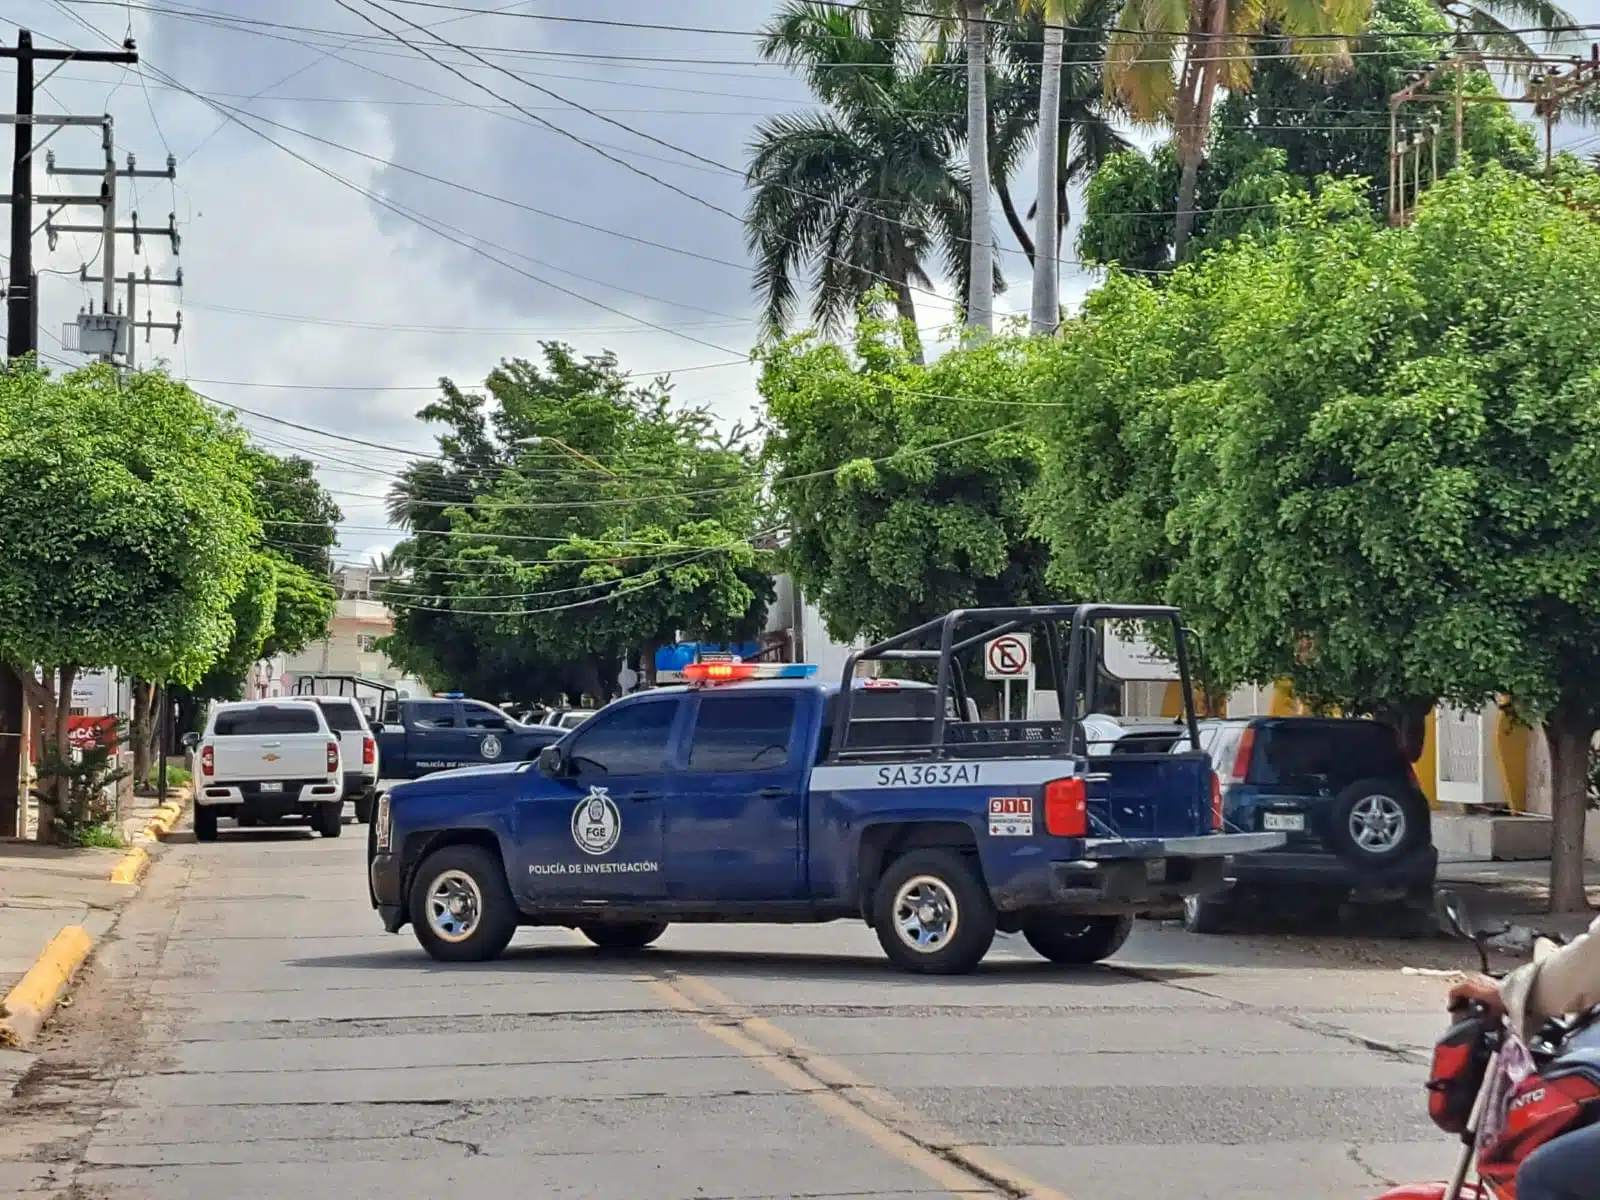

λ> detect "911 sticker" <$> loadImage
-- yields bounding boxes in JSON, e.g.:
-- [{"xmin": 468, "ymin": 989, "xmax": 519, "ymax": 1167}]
[{"xmin": 988, "ymin": 796, "xmax": 1033, "ymax": 837}]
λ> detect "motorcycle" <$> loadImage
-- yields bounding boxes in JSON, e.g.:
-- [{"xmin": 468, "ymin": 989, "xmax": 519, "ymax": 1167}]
[{"xmin": 1375, "ymin": 890, "xmax": 1600, "ymax": 1200}]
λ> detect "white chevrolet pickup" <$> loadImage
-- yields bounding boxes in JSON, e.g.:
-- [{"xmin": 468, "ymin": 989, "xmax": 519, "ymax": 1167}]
[{"xmin": 193, "ymin": 700, "xmax": 345, "ymax": 842}]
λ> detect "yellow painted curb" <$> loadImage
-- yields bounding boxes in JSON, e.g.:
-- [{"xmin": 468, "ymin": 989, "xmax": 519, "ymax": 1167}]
[
  {"xmin": 108, "ymin": 844, "xmax": 149, "ymax": 885},
  {"xmin": 0, "ymin": 925, "xmax": 94, "ymax": 1049}
]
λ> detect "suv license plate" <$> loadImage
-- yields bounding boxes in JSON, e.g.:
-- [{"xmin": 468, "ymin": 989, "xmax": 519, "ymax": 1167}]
[
  {"xmin": 1263, "ymin": 812, "xmax": 1304, "ymax": 832},
  {"xmin": 259, "ymin": 782, "xmax": 283, "ymax": 793}
]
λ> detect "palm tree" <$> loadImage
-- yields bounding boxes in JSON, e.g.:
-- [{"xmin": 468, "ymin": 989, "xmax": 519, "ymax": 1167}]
[
  {"xmin": 1435, "ymin": 0, "xmax": 1579, "ymax": 61},
  {"xmin": 928, "ymin": 0, "xmax": 999, "ymax": 334},
  {"xmin": 994, "ymin": 0, "xmax": 1127, "ymax": 331},
  {"xmin": 746, "ymin": 1, "xmax": 976, "ymax": 352},
  {"xmin": 1105, "ymin": 0, "xmax": 1371, "ymax": 262}
]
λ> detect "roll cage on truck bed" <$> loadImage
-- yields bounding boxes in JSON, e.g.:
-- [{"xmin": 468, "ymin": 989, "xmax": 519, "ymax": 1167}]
[{"xmin": 367, "ymin": 603, "xmax": 1285, "ymax": 974}]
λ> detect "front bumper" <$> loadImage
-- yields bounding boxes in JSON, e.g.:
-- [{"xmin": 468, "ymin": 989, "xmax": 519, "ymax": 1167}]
[{"xmin": 1046, "ymin": 832, "xmax": 1288, "ymax": 912}]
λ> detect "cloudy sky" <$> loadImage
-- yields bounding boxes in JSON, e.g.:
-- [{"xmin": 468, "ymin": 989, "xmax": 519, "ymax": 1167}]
[{"xmin": 10, "ymin": 0, "xmax": 1600, "ymax": 566}]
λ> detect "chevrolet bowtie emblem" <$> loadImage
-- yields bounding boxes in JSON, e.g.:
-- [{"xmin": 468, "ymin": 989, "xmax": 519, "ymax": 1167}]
[{"xmin": 262, "ymin": 753, "xmax": 280, "ymax": 762}]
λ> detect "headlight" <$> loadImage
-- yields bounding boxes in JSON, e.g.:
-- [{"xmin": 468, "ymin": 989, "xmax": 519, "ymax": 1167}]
[{"xmin": 375, "ymin": 792, "xmax": 392, "ymax": 852}]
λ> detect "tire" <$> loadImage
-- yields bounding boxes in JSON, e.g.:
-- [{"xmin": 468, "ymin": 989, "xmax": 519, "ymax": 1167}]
[
  {"xmin": 579, "ymin": 921, "xmax": 668, "ymax": 950},
  {"xmin": 1023, "ymin": 914, "xmax": 1134, "ymax": 964},
  {"xmin": 354, "ymin": 789, "xmax": 375, "ymax": 825},
  {"xmin": 408, "ymin": 844, "xmax": 518, "ymax": 963},
  {"xmin": 1182, "ymin": 893, "xmax": 1232, "ymax": 935},
  {"xmin": 194, "ymin": 806, "xmax": 219, "ymax": 842},
  {"xmin": 315, "ymin": 803, "xmax": 343, "ymax": 838},
  {"xmin": 872, "ymin": 848, "xmax": 996, "ymax": 975},
  {"xmin": 1327, "ymin": 778, "xmax": 1428, "ymax": 865}
]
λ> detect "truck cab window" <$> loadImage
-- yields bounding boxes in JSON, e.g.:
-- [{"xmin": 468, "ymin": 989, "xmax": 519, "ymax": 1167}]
[
  {"xmin": 688, "ymin": 695, "xmax": 797, "ymax": 772},
  {"xmin": 565, "ymin": 700, "xmax": 678, "ymax": 777},
  {"xmin": 461, "ymin": 703, "xmax": 508, "ymax": 731},
  {"xmin": 410, "ymin": 702, "xmax": 457, "ymax": 729}
]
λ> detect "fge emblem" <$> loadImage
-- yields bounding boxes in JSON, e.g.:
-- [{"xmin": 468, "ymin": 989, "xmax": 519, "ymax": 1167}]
[{"xmin": 571, "ymin": 787, "xmax": 621, "ymax": 856}]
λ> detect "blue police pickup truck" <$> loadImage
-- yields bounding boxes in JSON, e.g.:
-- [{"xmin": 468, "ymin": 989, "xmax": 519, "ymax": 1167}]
[
  {"xmin": 372, "ymin": 694, "xmax": 565, "ymax": 781},
  {"xmin": 367, "ymin": 605, "xmax": 1284, "ymax": 975}
]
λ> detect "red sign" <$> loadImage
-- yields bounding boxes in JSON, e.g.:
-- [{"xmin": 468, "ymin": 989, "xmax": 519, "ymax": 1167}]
[{"xmin": 67, "ymin": 715, "xmax": 119, "ymax": 752}]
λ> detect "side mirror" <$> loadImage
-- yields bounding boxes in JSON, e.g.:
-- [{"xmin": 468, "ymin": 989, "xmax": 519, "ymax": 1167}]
[
  {"xmin": 537, "ymin": 744, "xmax": 565, "ymax": 777},
  {"xmin": 180, "ymin": 732, "xmax": 200, "ymax": 751},
  {"xmin": 370, "ymin": 722, "xmax": 385, "ymax": 734}
]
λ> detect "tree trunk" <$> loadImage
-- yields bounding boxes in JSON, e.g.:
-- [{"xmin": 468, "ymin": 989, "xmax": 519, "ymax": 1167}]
[
  {"xmin": 1373, "ymin": 698, "xmax": 1434, "ymax": 765},
  {"xmin": 1000, "ymin": 184, "xmax": 1035, "ymax": 265},
  {"xmin": 1173, "ymin": 0, "xmax": 1228, "ymax": 264},
  {"xmin": 892, "ymin": 277, "xmax": 924, "ymax": 364},
  {"xmin": 1544, "ymin": 708, "xmax": 1593, "ymax": 914},
  {"xmin": 131, "ymin": 678, "xmax": 153, "ymax": 787},
  {"xmin": 963, "ymin": 0, "xmax": 994, "ymax": 334},
  {"xmin": 1030, "ymin": 16, "xmax": 1065, "ymax": 334},
  {"xmin": 1173, "ymin": 143, "xmax": 1203, "ymax": 263},
  {"xmin": 35, "ymin": 665, "xmax": 75, "ymax": 843}
]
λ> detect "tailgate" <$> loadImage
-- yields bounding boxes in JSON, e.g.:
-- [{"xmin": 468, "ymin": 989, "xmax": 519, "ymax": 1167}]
[
  {"xmin": 1088, "ymin": 751, "xmax": 1211, "ymax": 839},
  {"xmin": 214, "ymin": 734, "xmax": 329, "ymax": 781}
]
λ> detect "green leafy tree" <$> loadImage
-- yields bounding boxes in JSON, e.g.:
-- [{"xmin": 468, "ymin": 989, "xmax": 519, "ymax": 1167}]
[
  {"xmin": 1081, "ymin": 0, "xmax": 1538, "ymax": 270},
  {"xmin": 383, "ymin": 344, "xmax": 773, "ymax": 703},
  {"xmin": 747, "ymin": 0, "xmax": 979, "ymax": 350},
  {"xmin": 759, "ymin": 305, "xmax": 1054, "ymax": 643},
  {"xmin": 1032, "ymin": 166, "xmax": 1600, "ymax": 911},
  {"xmin": 0, "ymin": 365, "xmax": 258, "ymax": 838},
  {"xmin": 244, "ymin": 448, "xmax": 343, "ymax": 577},
  {"xmin": 1102, "ymin": 0, "xmax": 1371, "ymax": 262}
]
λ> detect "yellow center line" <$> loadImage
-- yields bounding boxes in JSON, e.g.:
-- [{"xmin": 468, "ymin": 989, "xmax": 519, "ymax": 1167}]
[{"xmin": 670, "ymin": 972, "xmax": 1078, "ymax": 1200}]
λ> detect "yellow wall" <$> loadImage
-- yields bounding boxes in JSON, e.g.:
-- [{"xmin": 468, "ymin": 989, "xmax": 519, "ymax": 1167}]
[{"xmin": 1417, "ymin": 711, "xmax": 1438, "ymax": 807}]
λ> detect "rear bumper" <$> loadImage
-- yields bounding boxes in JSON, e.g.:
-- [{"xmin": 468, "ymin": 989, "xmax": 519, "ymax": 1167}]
[
  {"xmin": 342, "ymin": 771, "xmax": 377, "ymax": 799},
  {"xmin": 196, "ymin": 781, "xmax": 341, "ymax": 815},
  {"xmin": 1039, "ymin": 833, "xmax": 1288, "ymax": 913},
  {"xmin": 1226, "ymin": 844, "xmax": 1439, "ymax": 893}
]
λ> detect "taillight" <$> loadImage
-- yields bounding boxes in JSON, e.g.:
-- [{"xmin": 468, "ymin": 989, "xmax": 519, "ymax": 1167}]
[
  {"xmin": 1228, "ymin": 728, "xmax": 1256, "ymax": 784},
  {"xmin": 1044, "ymin": 777, "xmax": 1088, "ymax": 837},
  {"xmin": 327, "ymin": 741, "xmax": 340, "ymax": 773},
  {"xmin": 1210, "ymin": 772, "xmax": 1223, "ymax": 830},
  {"xmin": 200, "ymin": 745, "xmax": 214, "ymax": 777},
  {"xmin": 362, "ymin": 737, "xmax": 375, "ymax": 765}
]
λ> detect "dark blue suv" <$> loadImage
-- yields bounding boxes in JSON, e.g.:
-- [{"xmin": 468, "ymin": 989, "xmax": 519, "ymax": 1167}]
[{"xmin": 1177, "ymin": 717, "xmax": 1436, "ymax": 932}]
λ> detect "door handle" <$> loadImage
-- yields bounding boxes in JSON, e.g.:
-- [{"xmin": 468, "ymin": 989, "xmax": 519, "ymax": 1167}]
[
  {"xmin": 758, "ymin": 786, "xmax": 792, "ymax": 799},
  {"xmin": 624, "ymin": 790, "xmax": 659, "ymax": 802},
  {"xmin": 261, "ymin": 741, "xmax": 282, "ymax": 748}
]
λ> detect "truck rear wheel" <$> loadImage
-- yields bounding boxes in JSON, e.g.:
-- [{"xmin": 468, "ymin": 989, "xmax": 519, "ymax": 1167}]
[
  {"xmin": 872, "ymin": 849, "xmax": 995, "ymax": 975},
  {"xmin": 409, "ymin": 844, "xmax": 517, "ymax": 963},
  {"xmin": 354, "ymin": 789, "xmax": 375, "ymax": 825},
  {"xmin": 314, "ymin": 802, "xmax": 343, "ymax": 838},
  {"xmin": 194, "ymin": 806, "xmax": 218, "ymax": 843},
  {"xmin": 579, "ymin": 921, "xmax": 668, "ymax": 950},
  {"xmin": 1022, "ymin": 915, "xmax": 1133, "ymax": 965}
]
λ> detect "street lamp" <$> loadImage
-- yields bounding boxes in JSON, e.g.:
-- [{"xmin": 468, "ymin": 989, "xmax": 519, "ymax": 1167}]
[{"xmin": 512, "ymin": 435, "xmax": 619, "ymax": 479}]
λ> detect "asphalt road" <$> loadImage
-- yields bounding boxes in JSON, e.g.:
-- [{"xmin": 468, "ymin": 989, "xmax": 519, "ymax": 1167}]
[{"xmin": 2, "ymin": 821, "xmax": 1469, "ymax": 1200}]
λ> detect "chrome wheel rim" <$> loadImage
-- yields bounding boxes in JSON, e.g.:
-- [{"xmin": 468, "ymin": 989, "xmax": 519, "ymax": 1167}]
[
  {"xmin": 426, "ymin": 869, "xmax": 483, "ymax": 943},
  {"xmin": 1349, "ymin": 794, "xmax": 1405, "ymax": 853},
  {"xmin": 892, "ymin": 875, "xmax": 960, "ymax": 954}
]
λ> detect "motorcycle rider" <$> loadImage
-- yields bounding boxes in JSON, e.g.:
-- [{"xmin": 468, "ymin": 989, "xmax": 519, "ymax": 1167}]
[{"xmin": 1449, "ymin": 912, "xmax": 1600, "ymax": 1200}]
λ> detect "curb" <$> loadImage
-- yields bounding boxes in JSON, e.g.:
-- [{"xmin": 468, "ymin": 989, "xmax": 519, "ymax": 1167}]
[
  {"xmin": 0, "ymin": 925, "xmax": 94, "ymax": 1050},
  {"xmin": 107, "ymin": 792, "xmax": 188, "ymax": 885}
]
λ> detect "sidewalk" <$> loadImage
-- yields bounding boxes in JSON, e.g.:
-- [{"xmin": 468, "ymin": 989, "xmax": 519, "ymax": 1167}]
[
  {"xmin": 0, "ymin": 788, "xmax": 187, "ymax": 1086},
  {"xmin": 1437, "ymin": 855, "xmax": 1600, "ymax": 940}
]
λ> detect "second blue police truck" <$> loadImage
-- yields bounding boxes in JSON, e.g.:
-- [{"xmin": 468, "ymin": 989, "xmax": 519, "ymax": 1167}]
[{"xmin": 367, "ymin": 605, "xmax": 1284, "ymax": 974}]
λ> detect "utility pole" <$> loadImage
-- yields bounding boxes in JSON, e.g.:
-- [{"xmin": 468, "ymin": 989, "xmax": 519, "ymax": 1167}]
[{"xmin": 0, "ymin": 28, "xmax": 137, "ymax": 359}]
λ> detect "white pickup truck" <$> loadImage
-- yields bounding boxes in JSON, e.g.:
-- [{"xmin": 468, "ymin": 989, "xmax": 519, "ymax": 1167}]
[{"xmin": 192, "ymin": 700, "xmax": 345, "ymax": 842}]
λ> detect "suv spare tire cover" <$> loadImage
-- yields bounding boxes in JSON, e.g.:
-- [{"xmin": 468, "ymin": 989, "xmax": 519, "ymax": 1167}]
[{"xmin": 1326, "ymin": 777, "xmax": 1428, "ymax": 863}]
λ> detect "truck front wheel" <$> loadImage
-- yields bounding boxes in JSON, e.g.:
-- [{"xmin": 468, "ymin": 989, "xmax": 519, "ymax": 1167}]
[
  {"xmin": 409, "ymin": 844, "xmax": 518, "ymax": 963},
  {"xmin": 1022, "ymin": 915, "xmax": 1133, "ymax": 965},
  {"xmin": 872, "ymin": 849, "xmax": 996, "ymax": 975}
]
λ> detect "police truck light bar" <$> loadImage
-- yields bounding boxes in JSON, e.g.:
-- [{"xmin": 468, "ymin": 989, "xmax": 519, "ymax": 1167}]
[{"xmin": 682, "ymin": 661, "xmax": 819, "ymax": 683}]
